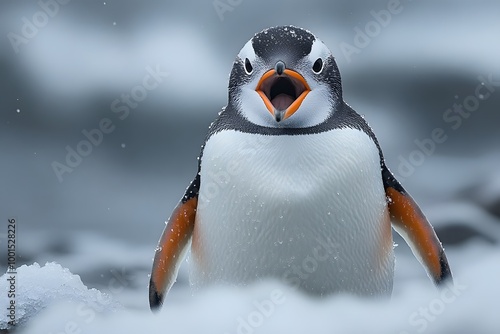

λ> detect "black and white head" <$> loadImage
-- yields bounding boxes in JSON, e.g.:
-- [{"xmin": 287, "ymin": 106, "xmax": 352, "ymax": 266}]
[{"xmin": 228, "ymin": 26, "xmax": 343, "ymax": 128}]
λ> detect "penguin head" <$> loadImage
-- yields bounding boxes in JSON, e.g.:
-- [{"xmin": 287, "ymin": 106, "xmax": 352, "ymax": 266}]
[{"xmin": 228, "ymin": 26, "xmax": 343, "ymax": 128}]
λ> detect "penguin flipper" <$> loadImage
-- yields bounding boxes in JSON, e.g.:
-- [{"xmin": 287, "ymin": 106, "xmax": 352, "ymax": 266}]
[
  {"xmin": 382, "ymin": 166, "xmax": 453, "ymax": 286},
  {"xmin": 149, "ymin": 175, "xmax": 199, "ymax": 311}
]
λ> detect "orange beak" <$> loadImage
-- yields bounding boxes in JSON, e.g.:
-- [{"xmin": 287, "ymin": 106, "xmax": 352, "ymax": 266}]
[{"xmin": 255, "ymin": 63, "xmax": 310, "ymax": 122}]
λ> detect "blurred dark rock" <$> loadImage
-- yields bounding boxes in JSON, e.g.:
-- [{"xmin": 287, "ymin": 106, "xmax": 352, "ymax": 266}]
[
  {"xmin": 436, "ymin": 224, "xmax": 497, "ymax": 245},
  {"xmin": 457, "ymin": 177, "xmax": 500, "ymax": 220}
]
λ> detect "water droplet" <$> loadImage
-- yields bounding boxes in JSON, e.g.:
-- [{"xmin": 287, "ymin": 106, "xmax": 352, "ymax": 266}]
[
  {"xmin": 454, "ymin": 95, "xmax": 459, "ymax": 99},
  {"xmin": 16, "ymin": 109, "xmax": 20, "ymax": 113},
  {"xmin": 112, "ymin": 21, "xmax": 117, "ymax": 26},
  {"xmin": 121, "ymin": 143, "xmax": 126, "ymax": 148},
  {"xmin": 103, "ymin": 1, "xmax": 106, "ymax": 4}
]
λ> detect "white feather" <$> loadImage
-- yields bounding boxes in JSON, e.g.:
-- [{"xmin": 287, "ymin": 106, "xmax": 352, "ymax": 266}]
[{"xmin": 191, "ymin": 128, "xmax": 394, "ymax": 296}]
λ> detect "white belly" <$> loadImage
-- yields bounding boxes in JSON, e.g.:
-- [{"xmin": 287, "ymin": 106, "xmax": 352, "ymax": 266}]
[{"xmin": 191, "ymin": 128, "xmax": 394, "ymax": 296}]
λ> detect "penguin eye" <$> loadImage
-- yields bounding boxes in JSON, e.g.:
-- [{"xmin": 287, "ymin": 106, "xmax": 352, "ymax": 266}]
[
  {"xmin": 244, "ymin": 58, "xmax": 253, "ymax": 74},
  {"xmin": 312, "ymin": 58, "xmax": 323, "ymax": 74}
]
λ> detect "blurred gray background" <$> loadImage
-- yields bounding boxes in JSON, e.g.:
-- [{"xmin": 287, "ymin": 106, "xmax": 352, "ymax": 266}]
[{"xmin": 1, "ymin": 0, "xmax": 499, "ymax": 305}]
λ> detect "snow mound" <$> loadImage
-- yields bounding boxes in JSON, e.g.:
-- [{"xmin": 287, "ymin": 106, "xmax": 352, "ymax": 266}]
[{"xmin": 0, "ymin": 262, "xmax": 120, "ymax": 331}]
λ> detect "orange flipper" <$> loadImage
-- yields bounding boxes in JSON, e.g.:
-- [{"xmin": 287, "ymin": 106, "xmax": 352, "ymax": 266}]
[
  {"xmin": 383, "ymin": 167, "xmax": 452, "ymax": 285},
  {"xmin": 149, "ymin": 176, "xmax": 199, "ymax": 310}
]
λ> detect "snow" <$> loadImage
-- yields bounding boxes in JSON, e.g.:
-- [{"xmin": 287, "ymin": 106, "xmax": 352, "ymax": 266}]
[
  {"xmin": 0, "ymin": 244, "xmax": 497, "ymax": 333},
  {"xmin": 0, "ymin": 262, "xmax": 121, "ymax": 331}
]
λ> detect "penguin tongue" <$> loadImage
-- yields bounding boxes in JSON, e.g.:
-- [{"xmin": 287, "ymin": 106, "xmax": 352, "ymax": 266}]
[{"xmin": 271, "ymin": 93, "xmax": 294, "ymax": 111}]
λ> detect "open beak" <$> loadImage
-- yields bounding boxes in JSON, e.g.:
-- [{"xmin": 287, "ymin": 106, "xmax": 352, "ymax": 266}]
[{"xmin": 256, "ymin": 61, "xmax": 310, "ymax": 122}]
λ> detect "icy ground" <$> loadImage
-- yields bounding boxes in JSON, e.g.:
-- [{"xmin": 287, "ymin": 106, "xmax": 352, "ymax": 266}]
[{"xmin": 1, "ymin": 242, "xmax": 499, "ymax": 334}]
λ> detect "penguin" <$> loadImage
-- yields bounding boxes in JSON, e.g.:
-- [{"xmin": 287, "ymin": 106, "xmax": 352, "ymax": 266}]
[{"xmin": 148, "ymin": 25, "xmax": 452, "ymax": 310}]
